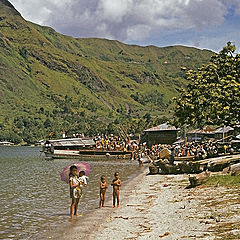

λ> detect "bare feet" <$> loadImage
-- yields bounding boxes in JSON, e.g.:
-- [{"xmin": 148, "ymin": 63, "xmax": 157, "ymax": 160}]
[
  {"xmin": 112, "ymin": 205, "xmax": 115, "ymax": 208},
  {"xmin": 117, "ymin": 205, "xmax": 120, "ymax": 208}
]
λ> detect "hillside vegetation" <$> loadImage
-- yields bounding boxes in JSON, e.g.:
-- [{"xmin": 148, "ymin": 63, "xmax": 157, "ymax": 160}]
[{"xmin": 0, "ymin": 0, "xmax": 213, "ymax": 143}]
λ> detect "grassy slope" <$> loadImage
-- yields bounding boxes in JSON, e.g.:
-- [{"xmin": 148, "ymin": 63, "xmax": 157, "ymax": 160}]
[{"xmin": 0, "ymin": 0, "xmax": 214, "ymax": 142}]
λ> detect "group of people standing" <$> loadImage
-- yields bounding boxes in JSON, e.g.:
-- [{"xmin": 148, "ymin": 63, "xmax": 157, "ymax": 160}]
[
  {"xmin": 94, "ymin": 134, "xmax": 139, "ymax": 152},
  {"xmin": 68, "ymin": 165, "xmax": 122, "ymax": 219},
  {"xmin": 148, "ymin": 141, "xmax": 222, "ymax": 160}
]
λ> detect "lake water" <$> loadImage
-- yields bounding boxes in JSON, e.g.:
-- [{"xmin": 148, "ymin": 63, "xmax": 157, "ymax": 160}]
[{"xmin": 0, "ymin": 146, "xmax": 140, "ymax": 240}]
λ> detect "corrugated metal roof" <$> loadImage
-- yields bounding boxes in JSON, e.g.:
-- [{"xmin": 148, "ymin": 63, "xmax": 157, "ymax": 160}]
[
  {"xmin": 215, "ymin": 126, "xmax": 234, "ymax": 134},
  {"xmin": 188, "ymin": 126, "xmax": 234, "ymax": 134},
  {"xmin": 144, "ymin": 123, "xmax": 179, "ymax": 132},
  {"xmin": 173, "ymin": 138, "xmax": 185, "ymax": 145},
  {"xmin": 187, "ymin": 125, "xmax": 215, "ymax": 134},
  {"xmin": 48, "ymin": 138, "xmax": 96, "ymax": 147}
]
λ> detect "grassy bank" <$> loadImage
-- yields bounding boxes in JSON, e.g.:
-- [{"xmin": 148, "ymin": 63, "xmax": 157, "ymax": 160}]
[{"xmin": 205, "ymin": 175, "xmax": 240, "ymax": 186}]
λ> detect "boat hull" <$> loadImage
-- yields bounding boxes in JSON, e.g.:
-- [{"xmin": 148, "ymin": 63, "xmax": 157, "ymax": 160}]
[{"xmin": 44, "ymin": 150, "xmax": 132, "ymax": 160}]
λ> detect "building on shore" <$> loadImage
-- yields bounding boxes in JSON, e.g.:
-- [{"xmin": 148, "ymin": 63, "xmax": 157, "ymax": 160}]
[
  {"xmin": 214, "ymin": 126, "xmax": 234, "ymax": 140},
  {"xmin": 187, "ymin": 126, "xmax": 215, "ymax": 142},
  {"xmin": 187, "ymin": 125, "xmax": 235, "ymax": 142},
  {"xmin": 142, "ymin": 123, "xmax": 179, "ymax": 146}
]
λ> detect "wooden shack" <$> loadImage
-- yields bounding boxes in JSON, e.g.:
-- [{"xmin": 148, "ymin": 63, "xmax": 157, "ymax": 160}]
[{"xmin": 143, "ymin": 123, "xmax": 179, "ymax": 146}]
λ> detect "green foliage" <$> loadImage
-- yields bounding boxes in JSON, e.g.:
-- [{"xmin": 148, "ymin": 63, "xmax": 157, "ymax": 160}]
[
  {"xmin": 0, "ymin": 1, "xmax": 213, "ymax": 143},
  {"xmin": 19, "ymin": 46, "xmax": 28, "ymax": 59},
  {"xmin": 174, "ymin": 42, "xmax": 240, "ymax": 127},
  {"xmin": 130, "ymin": 90, "xmax": 164, "ymax": 106}
]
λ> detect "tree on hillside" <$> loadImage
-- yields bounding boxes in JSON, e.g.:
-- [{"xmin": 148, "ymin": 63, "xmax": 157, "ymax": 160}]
[{"xmin": 174, "ymin": 42, "xmax": 240, "ymax": 127}]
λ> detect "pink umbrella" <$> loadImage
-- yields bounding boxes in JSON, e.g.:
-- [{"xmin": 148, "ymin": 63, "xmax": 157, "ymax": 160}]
[{"xmin": 60, "ymin": 162, "xmax": 91, "ymax": 183}]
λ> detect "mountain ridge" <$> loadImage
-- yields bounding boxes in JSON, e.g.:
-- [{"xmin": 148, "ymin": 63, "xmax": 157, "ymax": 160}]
[
  {"xmin": 0, "ymin": 0, "xmax": 214, "ymax": 143},
  {"xmin": 0, "ymin": 0, "xmax": 21, "ymax": 16}
]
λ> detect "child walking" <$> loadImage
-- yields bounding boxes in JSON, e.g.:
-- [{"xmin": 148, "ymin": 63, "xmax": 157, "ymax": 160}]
[
  {"xmin": 99, "ymin": 175, "xmax": 108, "ymax": 208},
  {"xmin": 111, "ymin": 172, "xmax": 121, "ymax": 208},
  {"xmin": 69, "ymin": 165, "xmax": 81, "ymax": 218}
]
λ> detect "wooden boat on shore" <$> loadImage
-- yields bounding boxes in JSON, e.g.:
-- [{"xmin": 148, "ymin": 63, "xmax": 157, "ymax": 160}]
[{"xmin": 42, "ymin": 138, "xmax": 132, "ymax": 159}]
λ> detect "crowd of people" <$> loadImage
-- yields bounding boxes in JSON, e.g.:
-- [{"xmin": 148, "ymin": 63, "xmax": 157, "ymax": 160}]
[
  {"xmin": 61, "ymin": 130, "xmax": 238, "ymax": 163},
  {"xmin": 93, "ymin": 134, "xmax": 139, "ymax": 152},
  {"xmin": 146, "ymin": 140, "xmax": 235, "ymax": 162}
]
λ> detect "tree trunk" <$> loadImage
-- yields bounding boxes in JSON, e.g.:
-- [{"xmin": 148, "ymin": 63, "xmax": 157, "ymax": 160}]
[
  {"xmin": 230, "ymin": 163, "xmax": 240, "ymax": 176},
  {"xmin": 188, "ymin": 171, "xmax": 210, "ymax": 187},
  {"xmin": 149, "ymin": 166, "xmax": 159, "ymax": 175},
  {"xmin": 155, "ymin": 161, "xmax": 180, "ymax": 174}
]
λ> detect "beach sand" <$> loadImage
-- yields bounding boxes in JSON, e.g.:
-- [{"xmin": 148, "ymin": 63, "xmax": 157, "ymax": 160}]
[{"xmin": 48, "ymin": 168, "xmax": 239, "ymax": 240}]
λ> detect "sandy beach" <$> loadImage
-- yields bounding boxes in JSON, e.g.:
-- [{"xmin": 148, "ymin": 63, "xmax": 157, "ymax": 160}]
[{"xmin": 48, "ymin": 168, "xmax": 240, "ymax": 240}]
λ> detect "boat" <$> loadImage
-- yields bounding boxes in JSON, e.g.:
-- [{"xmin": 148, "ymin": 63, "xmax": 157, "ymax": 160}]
[
  {"xmin": 42, "ymin": 138, "xmax": 133, "ymax": 159},
  {"xmin": 0, "ymin": 141, "xmax": 14, "ymax": 146}
]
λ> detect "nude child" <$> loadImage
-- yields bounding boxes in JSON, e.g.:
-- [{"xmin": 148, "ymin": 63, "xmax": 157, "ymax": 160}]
[
  {"xmin": 111, "ymin": 172, "xmax": 121, "ymax": 208},
  {"xmin": 99, "ymin": 176, "xmax": 108, "ymax": 208}
]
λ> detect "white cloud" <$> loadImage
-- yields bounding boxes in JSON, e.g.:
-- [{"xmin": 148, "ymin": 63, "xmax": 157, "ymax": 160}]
[
  {"xmin": 189, "ymin": 31, "xmax": 240, "ymax": 52},
  {"xmin": 8, "ymin": 0, "xmax": 240, "ymax": 47},
  {"xmin": 98, "ymin": 0, "xmax": 133, "ymax": 23}
]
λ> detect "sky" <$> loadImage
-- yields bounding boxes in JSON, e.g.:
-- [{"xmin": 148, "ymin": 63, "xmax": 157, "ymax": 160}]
[{"xmin": 8, "ymin": 0, "xmax": 240, "ymax": 52}]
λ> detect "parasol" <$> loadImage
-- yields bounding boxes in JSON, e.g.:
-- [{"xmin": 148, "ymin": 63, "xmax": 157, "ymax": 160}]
[{"xmin": 60, "ymin": 162, "xmax": 91, "ymax": 183}]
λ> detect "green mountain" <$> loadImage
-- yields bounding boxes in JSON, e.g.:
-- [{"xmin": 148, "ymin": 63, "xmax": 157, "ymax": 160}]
[{"xmin": 0, "ymin": 0, "xmax": 213, "ymax": 143}]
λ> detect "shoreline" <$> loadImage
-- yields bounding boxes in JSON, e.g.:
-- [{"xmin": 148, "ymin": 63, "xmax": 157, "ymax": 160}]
[
  {"xmin": 39, "ymin": 167, "xmax": 240, "ymax": 240},
  {"xmin": 37, "ymin": 165, "xmax": 147, "ymax": 240},
  {"xmin": 87, "ymin": 171, "xmax": 206, "ymax": 240},
  {"xmin": 44, "ymin": 168, "xmax": 206, "ymax": 240}
]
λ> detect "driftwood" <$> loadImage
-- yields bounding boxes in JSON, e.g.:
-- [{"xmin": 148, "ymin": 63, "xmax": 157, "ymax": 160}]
[
  {"xmin": 149, "ymin": 154, "xmax": 240, "ymax": 175},
  {"xmin": 154, "ymin": 160, "xmax": 202, "ymax": 174},
  {"xmin": 230, "ymin": 163, "xmax": 240, "ymax": 176},
  {"xmin": 188, "ymin": 171, "xmax": 210, "ymax": 187},
  {"xmin": 199, "ymin": 154, "xmax": 240, "ymax": 172},
  {"xmin": 149, "ymin": 165, "xmax": 159, "ymax": 175},
  {"xmin": 155, "ymin": 161, "xmax": 179, "ymax": 174},
  {"xmin": 174, "ymin": 156, "xmax": 196, "ymax": 161},
  {"xmin": 208, "ymin": 157, "xmax": 240, "ymax": 172},
  {"xmin": 177, "ymin": 162, "xmax": 202, "ymax": 174},
  {"xmin": 222, "ymin": 166, "xmax": 231, "ymax": 174},
  {"xmin": 208, "ymin": 161, "xmax": 231, "ymax": 172}
]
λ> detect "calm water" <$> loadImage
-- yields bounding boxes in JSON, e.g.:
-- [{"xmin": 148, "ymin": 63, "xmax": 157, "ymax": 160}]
[{"xmin": 0, "ymin": 146, "xmax": 139, "ymax": 240}]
